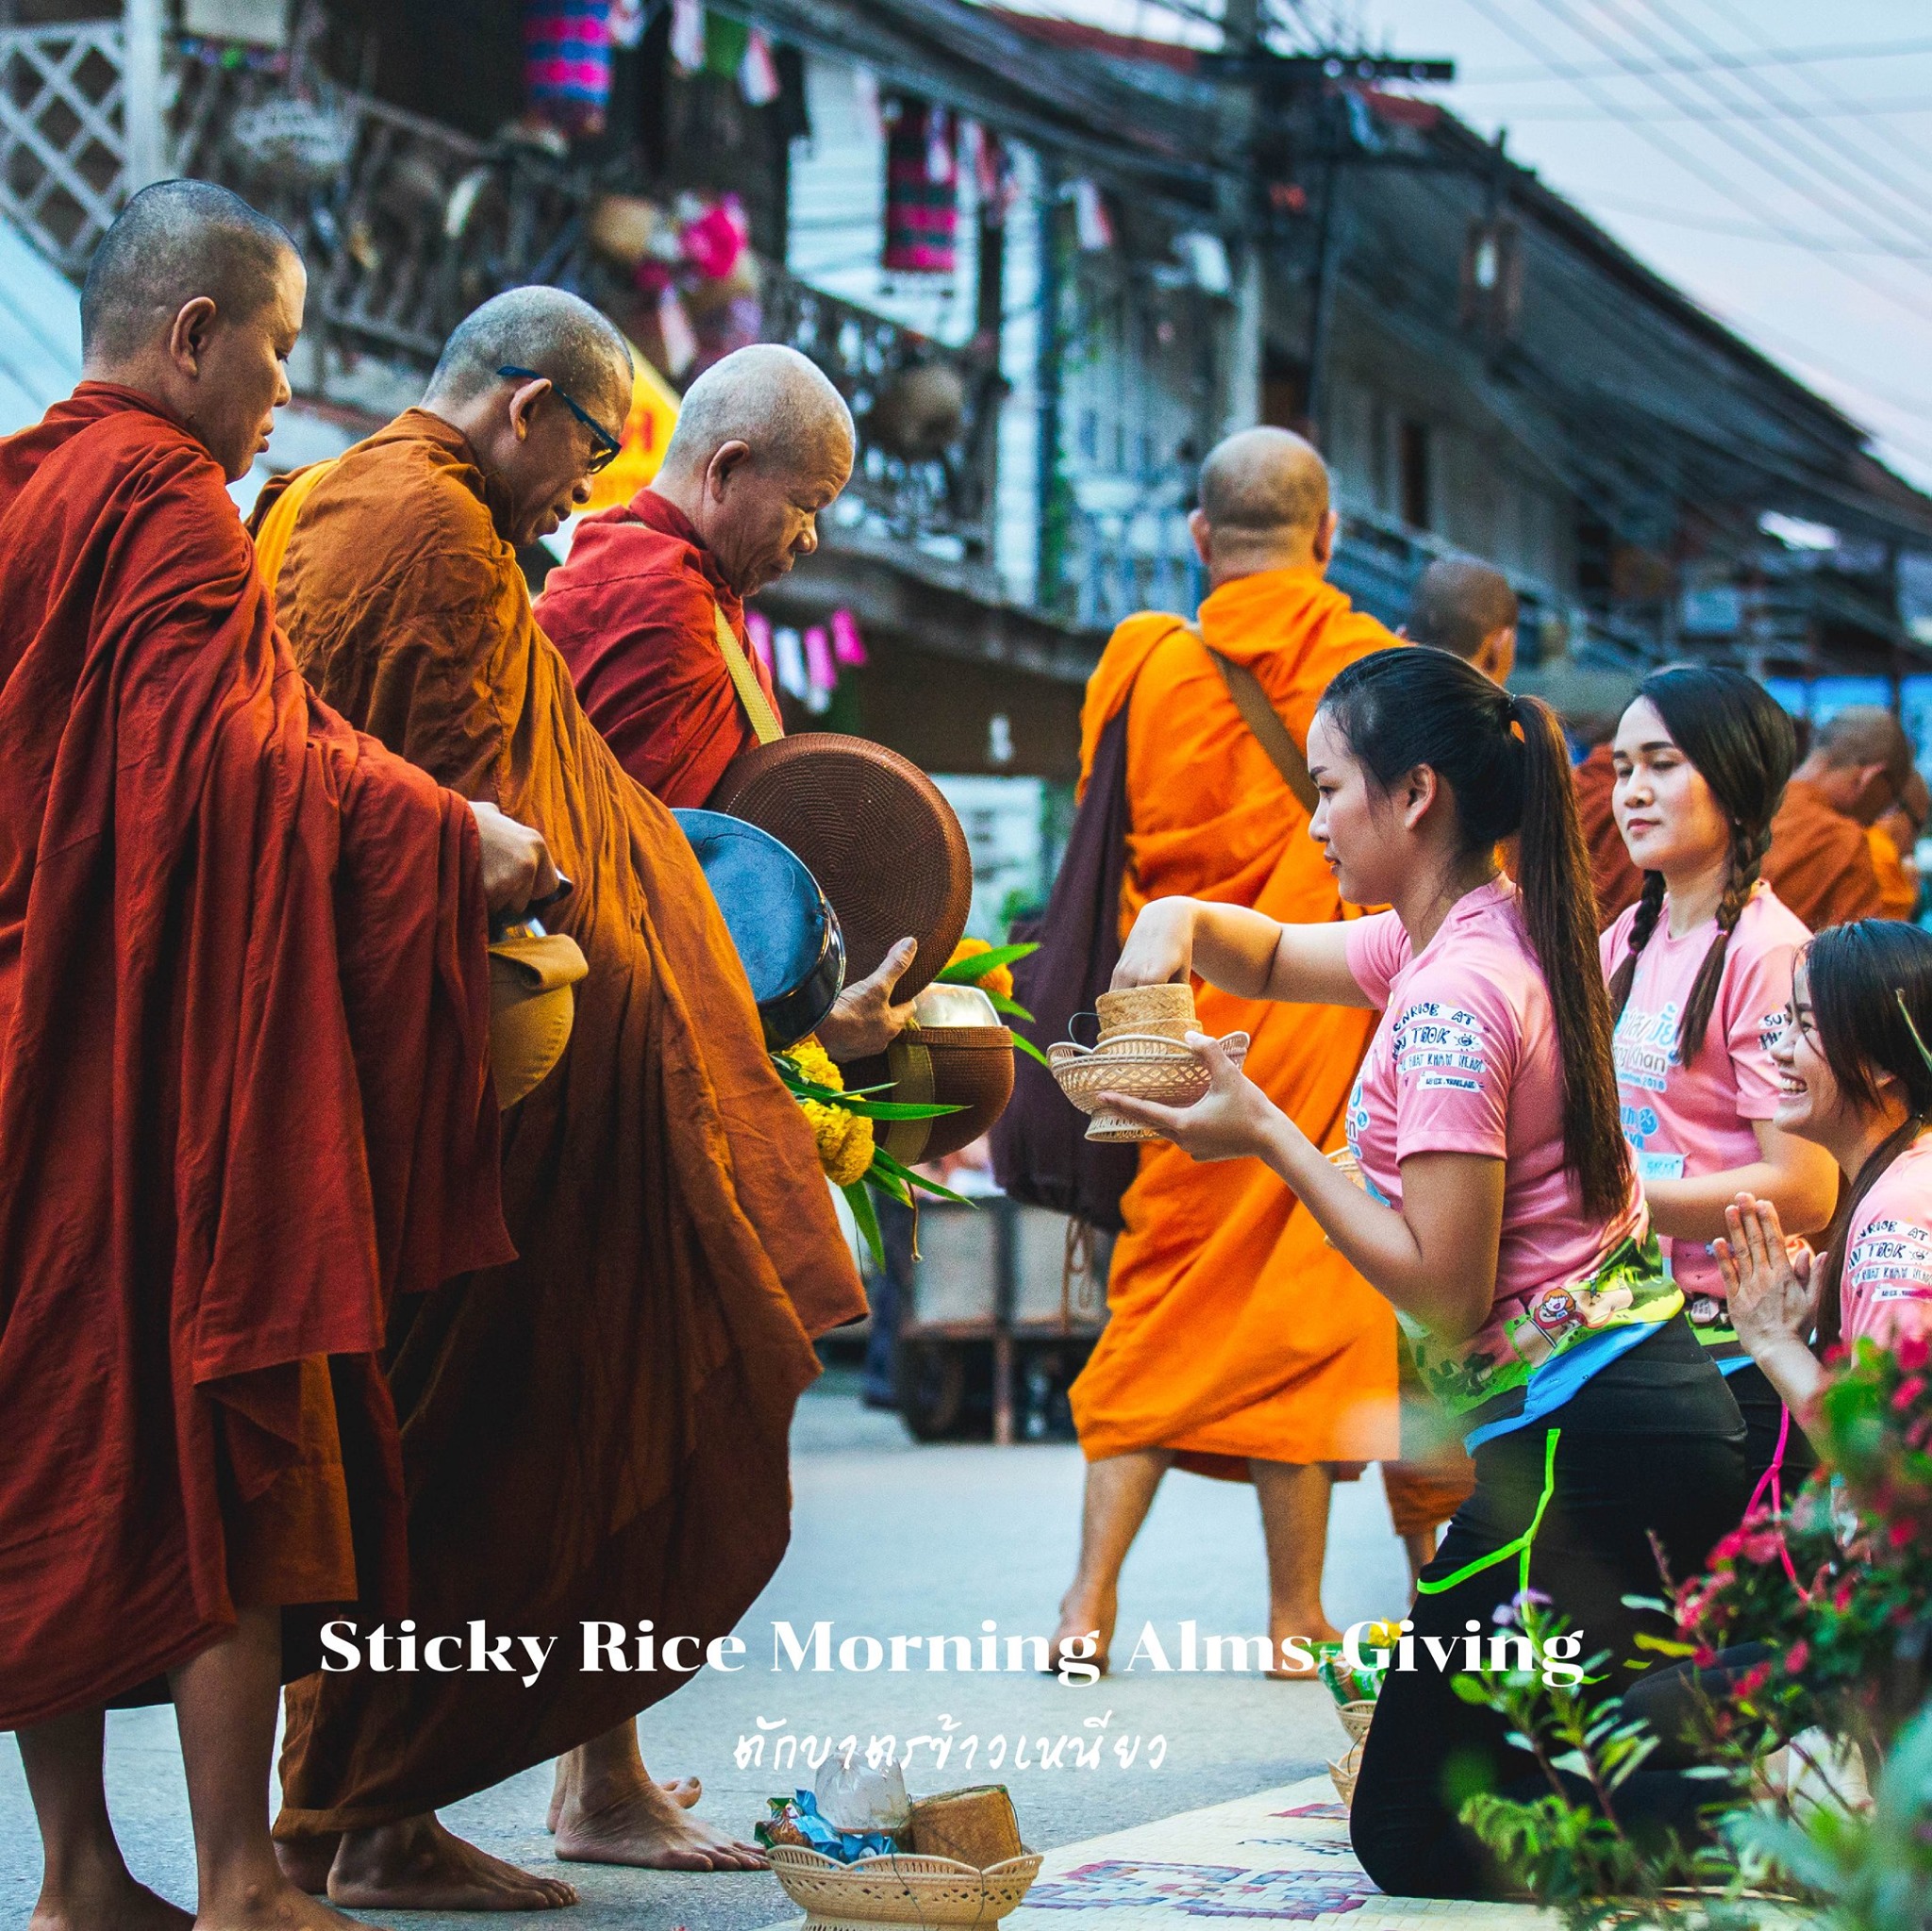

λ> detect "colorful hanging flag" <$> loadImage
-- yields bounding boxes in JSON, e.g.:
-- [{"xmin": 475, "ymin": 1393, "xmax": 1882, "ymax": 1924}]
[
  {"xmin": 830, "ymin": 608, "xmax": 867, "ymax": 668},
  {"xmin": 852, "ymin": 65, "xmax": 882, "ymax": 138},
  {"xmin": 1074, "ymin": 178, "xmax": 1113, "ymax": 252},
  {"xmin": 803, "ymin": 625, "xmax": 836, "ymax": 713},
  {"xmin": 774, "ymin": 626, "xmax": 810, "ymax": 703},
  {"xmin": 609, "ymin": 0, "xmax": 645, "ymax": 49},
  {"xmin": 657, "ymin": 283, "xmax": 697, "ymax": 376},
  {"xmin": 740, "ymin": 28, "xmax": 780, "ymax": 106},
  {"xmin": 669, "ymin": 0, "xmax": 706, "ymax": 76},
  {"xmin": 524, "ymin": 0, "xmax": 614, "ymax": 137},
  {"xmin": 745, "ymin": 609, "xmax": 775, "ymax": 676},
  {"xmin": 884, "ymin": 97, "xmax": 957, "ymax": 275}
]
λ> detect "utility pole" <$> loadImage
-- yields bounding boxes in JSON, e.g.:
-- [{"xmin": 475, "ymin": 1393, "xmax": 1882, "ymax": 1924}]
[
  {"xmin": 123, "ymin": 0, "xmax": 166, "ymax": 194},
  {"xmin": 1219, "ymin": 0, "xmax": 1264, "ymax": 437}
]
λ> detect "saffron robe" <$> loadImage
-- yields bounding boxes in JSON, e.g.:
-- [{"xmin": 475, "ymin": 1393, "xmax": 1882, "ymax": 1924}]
[
  {"xmin": 1574, "ymin": 741, "xmax": 1644, "ymax": 924},
  {"xmin": 1765, "ymin": 777, "xmax": 1882, "ymax": 932},
  {"xmin": 1067, "ymin": 571, "xmax": 1400, "ymax": 1473},
  {"xmin": 256, "ymin": 411, "xmax": 865, "ymax": 1833},
  {"xmin": 1868, "ymin": 823, "xmax": 1917, "ymax": 921},
  {"xmin": 537, "ymin": 489, "xmax": 782, "ymax": 807},
  {"xmin": 0, "ymin": 386, "xmax": 508, "ymax": 1729}
]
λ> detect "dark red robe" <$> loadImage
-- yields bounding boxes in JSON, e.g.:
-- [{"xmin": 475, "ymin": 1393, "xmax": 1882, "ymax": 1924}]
[
  {"xmin": 536, "ymin": 490, "xmax": 781, "ymax": 807},
  {"xmin": 0, "ymin": 385, "xmax": 509, "ymax": 1728}
]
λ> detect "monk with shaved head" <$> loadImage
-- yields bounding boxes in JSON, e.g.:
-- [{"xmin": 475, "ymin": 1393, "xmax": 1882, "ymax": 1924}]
[
  {"xmin": 1046, "ymin": 424, "xmax": 1401, "ymax": 1671},
  {"xmin": 1407, "ymin": 555, "xmax": 1519, "ymax": 686},
  {"xmin": 541, "ymin": 339, "xmax": 921, "ymax": 1059},
  {"xmin": 1764, "ymin": 704, "xmax": 1915, "ymax": 930},
  {"xmin": 2, "ymin": 181, "xmax": 556, "ymax": 1931},
  {"xmin": 250, "ymin": 292, "xmax": 865, "ymax": 1906}
]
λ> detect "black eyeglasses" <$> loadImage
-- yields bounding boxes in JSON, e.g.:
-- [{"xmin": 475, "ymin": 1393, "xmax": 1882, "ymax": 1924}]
[{"xmin": 497, "ymin": 365, "xmax": 623, "ymax": 473}]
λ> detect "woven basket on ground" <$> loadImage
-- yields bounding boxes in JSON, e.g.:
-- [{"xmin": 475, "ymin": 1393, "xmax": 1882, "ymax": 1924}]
[
  {"xmin": 769, "ymin": 1844, "xmax": 1043, "ymax": 1928},
  {"xmin": 1049, "ymin": 1031, "xmax": 1250, "ymax": 1141},
  {"xmin": 708, "ymin": 734, "xmax": 973, "ymax": 1005},
  {"xmin": 1330, "ymin": 1740, "xmax": 1363, "ymax": 1807}
]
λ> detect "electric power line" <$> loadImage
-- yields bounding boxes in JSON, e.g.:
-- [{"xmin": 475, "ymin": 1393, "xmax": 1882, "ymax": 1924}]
[{"xmin": 1459, "ymin": 34, "xmax": 1932, "ymax": 89}]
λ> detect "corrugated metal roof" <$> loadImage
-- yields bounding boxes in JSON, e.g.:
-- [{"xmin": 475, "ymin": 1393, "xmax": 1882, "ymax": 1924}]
[{"xmin": 0, "ymin": 216, "xmax": 81, "ymax": 434}]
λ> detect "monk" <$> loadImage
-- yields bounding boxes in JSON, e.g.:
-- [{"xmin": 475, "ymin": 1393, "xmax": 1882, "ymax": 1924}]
[
  {"xmin": 1405, "ymin": 554, "xmax": 1517, "ymax": 685},
  {"xmin": 1868, "ymin": 769, "xmax": 1926, "ymax": 920},
  {"xmin": 254, "ymin": 289, "xmax": 868, "ymax": 1909},
  {"xmin": 1049, "ymin": 427, "xmax": 1400, "ymax": 1671},
  {"xmin": 538, "ymin": 341, "xmax": 919, "ymax": 1058},
  {"xmin": 1764, "ymin": 704, "xmax": 1913, "ymax": 930},
  {"xmin": 1, "ymin": 182, "xmax": 554, "ymax": 1931}
]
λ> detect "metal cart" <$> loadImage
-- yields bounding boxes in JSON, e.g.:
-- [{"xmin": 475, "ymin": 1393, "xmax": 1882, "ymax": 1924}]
[{"xmin": 893, "ymin": 1194, "xmax": 1110, "ymax": 1443}]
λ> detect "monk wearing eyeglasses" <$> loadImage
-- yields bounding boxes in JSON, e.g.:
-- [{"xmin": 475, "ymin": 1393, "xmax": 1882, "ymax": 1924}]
[{"xmin": 251, "ymin": 288, "xmax": 865, "ymax": 1910}]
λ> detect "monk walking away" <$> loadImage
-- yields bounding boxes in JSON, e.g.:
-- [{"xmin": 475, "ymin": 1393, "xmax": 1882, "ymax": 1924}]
[
  {"xmin": 538, "ymin": 341, "xmax": 923, "ymax": 1059},
  {"xmin": 1405, "ymin": 555, "xmax": 1518, "ymax": 686},
  {"xmin": 0, "ymin": 182, "xmax": 554, "ymax": 1931},
  {"xmin": 254, "ymin": 289, "xmax": 868, "ymax": 1910},
  {"xmin": 1763, "ymin": 704, "xmax": 1914, "ymax": 930},
  {"xmin": 1050, "ymin": 427, "xmax": 1401, "ymax": 1673}
]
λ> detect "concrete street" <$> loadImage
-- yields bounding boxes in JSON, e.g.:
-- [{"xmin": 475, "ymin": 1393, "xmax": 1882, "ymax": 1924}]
[{"xmin": 0, "ymin": 1367, "xmax": 1413, "ymax": 1930}]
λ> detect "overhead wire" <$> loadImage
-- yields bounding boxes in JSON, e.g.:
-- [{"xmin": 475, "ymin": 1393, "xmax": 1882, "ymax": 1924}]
[{"xmin": 1461, "ymin": 34, "xmax": 1932, "ymax": 88}]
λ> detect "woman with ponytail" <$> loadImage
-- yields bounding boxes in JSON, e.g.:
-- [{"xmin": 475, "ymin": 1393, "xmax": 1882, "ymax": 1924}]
[
  {"xmin": 1718, "ymin": 921, "xmax": 1932, "ymax": 1435},
  {"xmin": 1101, "ymin": 646, "xmax": 1748, "ymax": 1899},
  {"xmin": 1604, "ymin": 668, "xmax": 1839, "ymax": 1484}
]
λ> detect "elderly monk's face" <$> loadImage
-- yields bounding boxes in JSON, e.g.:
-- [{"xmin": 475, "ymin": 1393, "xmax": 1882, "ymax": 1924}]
[
  {"xmin": 499, "ymin": 368, "xmax": 629, "ymax": 548},
  {"xmin": 191, "ymin": 250, "xmax": 302, "ymax": 483},
  {"xmin": 699, "ymin": 430, "xmax": 853, "ymax": 598}
]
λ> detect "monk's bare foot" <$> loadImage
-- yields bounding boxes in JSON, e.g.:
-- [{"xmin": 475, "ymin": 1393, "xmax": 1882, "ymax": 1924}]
[
  {"xmin": 192, "ymin": 1864, "xmax": 385, "ymax": 1931},
  {"xmin": 326, "ymin": 1817, "xmax": 577, "ymax": 1912},
  {"xmin": 275, "ymin": 1835, "xmax": 341, "ymax": 1895},
  {"xmin": 546, "ymin": 1760, "xmax": 698, "ymax": 1833},
  {"xmin": 30, "ymin": 1866, "xmax": 192, "ymax": 1931},
  {"xmin": 1267, "ymin": 1614, "xmax": 1343, "ymax": 1680},
  {"xmin": 1049, "ymin": 1585, "xmax": 1116, "ymax": 1675},
  {"xmin": 553, "ymin": 1768, "xmax": 766, "ymax": 1871}
]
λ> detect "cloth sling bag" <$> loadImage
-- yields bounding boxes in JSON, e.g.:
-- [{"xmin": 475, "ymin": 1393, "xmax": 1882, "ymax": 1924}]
[
  {"xmin": 991, "ymin": 617, "xmax": 1319, "ymax": 1235},
  {"xmin": 714, "ymin": 602, "xmax": 783, "ymax": 744}
]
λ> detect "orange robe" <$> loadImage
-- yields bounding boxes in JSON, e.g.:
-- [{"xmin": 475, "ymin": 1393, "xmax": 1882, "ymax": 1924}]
[
  {"xmin": 1068, "ymin": 570, "xmax": 1399, "ymax": 1473},
  {"xmin": 1868, "ymin": 823, "xmax": 1917, "ymax": 921},
  {"xmin": 256, "ymin": 412, "xmax": 865, "ymax": 1833},
  {"xmin": 0, "ymin": 386, "xmax": 507, "ymax": 1728},
  {"xmin": 1765, "ymin": 777, "xmax": 1882, "ymax": 931},
  {"xmin": 1574, "ymin": 741, "xmax": 1643, "ymax": 924}
]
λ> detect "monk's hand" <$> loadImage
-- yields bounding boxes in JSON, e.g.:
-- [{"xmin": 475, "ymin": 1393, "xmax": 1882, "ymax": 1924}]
[
  {"xmin": 819, "ymin": 937, "xmax": 919, "ymax": 1062},
  {"xmin": 1716, "ymin": 1191, "xmax": 1818, "ymax": 1357},
  {"xmin": 1099, "ymin": 1032, "xmax": 1285, "ymax": 1162},
  {"xmin": 1112, "ymin": 898, "xmax": 1195, "ymax": 990},
  {"xmin": 470, "ymin": 800, "xmax": 559, "ymax": 915}
]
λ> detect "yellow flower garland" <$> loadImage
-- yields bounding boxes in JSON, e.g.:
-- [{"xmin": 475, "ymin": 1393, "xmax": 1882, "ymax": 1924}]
[
  {"xmin": 789, "ymin": 1036, "xmax": 876, "ymax": 1188},
  {"xmin": 947, "ymin": 936, "xmax": 1013, "ymax": 1001}
]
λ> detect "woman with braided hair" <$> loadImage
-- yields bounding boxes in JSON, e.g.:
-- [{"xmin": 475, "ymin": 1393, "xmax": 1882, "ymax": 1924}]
[{"xmin": 1604, "ymin": 667, "xmax": 1839, "ymax": 1490}]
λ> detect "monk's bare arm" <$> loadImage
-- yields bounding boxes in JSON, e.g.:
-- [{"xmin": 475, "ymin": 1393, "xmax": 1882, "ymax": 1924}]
[
  {"xmin": 1101, "ymin": 1039, "xmax": 1501, "ymax": 1337},
  {"xmin": 1114, "ymin": 897, "xmax": 1371, "ymax": 1008}
]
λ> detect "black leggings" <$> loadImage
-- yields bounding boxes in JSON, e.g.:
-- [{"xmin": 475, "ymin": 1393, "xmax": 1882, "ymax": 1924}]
[
  {"xmin": 1350, "ymin": 1317, "xmax": 1750, "ymax": 1899},
  {"xmin": 1726, "ymin": 1357, "xmax": 1817, "ymax": 1500}
]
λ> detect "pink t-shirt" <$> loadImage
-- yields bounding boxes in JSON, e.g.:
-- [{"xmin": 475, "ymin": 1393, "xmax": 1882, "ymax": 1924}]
[
  {"xmin": 1841, "ymin": 1136, "xmax": 1932, "ymax": 1352},
  {"xmin": 1599, "ymin": 883, "xmax": 1808, "ymax": 1301},
  {"xmin": 1343, "ymin": 877, "xmax": 1644, "ymax": 1311}
]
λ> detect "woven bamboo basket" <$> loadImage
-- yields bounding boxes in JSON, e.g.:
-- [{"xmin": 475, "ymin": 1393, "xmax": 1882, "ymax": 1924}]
[
  {"xmin": 1049, "ymin": 1032, "xmax": 1250, "ymax": 1141},
  {"xmin": 1338, "ymin": 1699, "xmax": 1375, "ymax": 1746},
  {"xmin": 769, "ymin": 1844, "xmax": 1043, "ymax": 1928},
  {"xmin": 1095, "ymin": 983, "xmax": 1197, "ymax": 1040},
  {"xmin": 1329, "ymin": 1740, "xmax": 1364, "ymax": 1807}
]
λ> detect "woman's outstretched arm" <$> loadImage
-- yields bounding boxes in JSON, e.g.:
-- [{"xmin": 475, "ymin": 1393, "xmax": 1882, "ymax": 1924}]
[
  {"xmin": 1113, "ymin": 897, "xmax": 1374, "ymax": 1008},
  {"xmin": 1101, "ymin": 1037, "xmax": 1502, "ymax": 1340}
]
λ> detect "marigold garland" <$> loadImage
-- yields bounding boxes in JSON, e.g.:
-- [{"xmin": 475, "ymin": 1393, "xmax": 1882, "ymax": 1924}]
[{"xmin": 786, "ymin": 1037, "xmax": 877, "ymax": 1186}]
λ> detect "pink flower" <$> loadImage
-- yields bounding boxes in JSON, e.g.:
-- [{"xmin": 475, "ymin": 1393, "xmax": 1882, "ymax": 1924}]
[
  {"xmin": 1784, "ymin": 1640, "xmax": 1810, "ymax": 1673},
  {"xmin": 1898, "ymin": 1335, "xmax": 1930, "ymax": 1373},
  {"xmin": 1892, "ymin": 1375, "xmax": 1926, "ymax": 1412},
  {"xmin": 1891, "ymin": 1520, "xmax": 1915, "ymax": 1549},
  {"xmin": 1737, "ymin": 1661, "xmax": 1774, "ymax": 1699}
]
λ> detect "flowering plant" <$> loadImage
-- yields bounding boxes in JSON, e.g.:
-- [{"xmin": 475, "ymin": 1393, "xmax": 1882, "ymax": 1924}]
[{"xmin": 774, "ymin": 1036, "xmax": 966, "ymax": 1269}]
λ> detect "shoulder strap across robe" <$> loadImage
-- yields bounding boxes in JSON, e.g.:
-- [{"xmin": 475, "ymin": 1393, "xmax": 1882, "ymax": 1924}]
[
  {"xmin": 1178, "ymin": 619, "xmax": 1321, "ymax": 816},
  {"xmin": 712, "ymin": 602, "xmax": 783, "ymax": 746},
  {"xmin": 253, "ymin": 459, "xmax": 338, "ymax": 591}
]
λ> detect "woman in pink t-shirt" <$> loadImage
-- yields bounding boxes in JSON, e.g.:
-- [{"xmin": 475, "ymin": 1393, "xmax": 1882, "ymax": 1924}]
[
  {"xmin": 1719, "ymin": 921, "xmax": 1932, "ymax": 1436},
  {"xmin": 1602, "ymin": 667, "xmax": 1838, "ymax": 1485},
  {"xmin": 1101, "ymin": 646, "xmax": 1748, "ymax": 1900}
]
